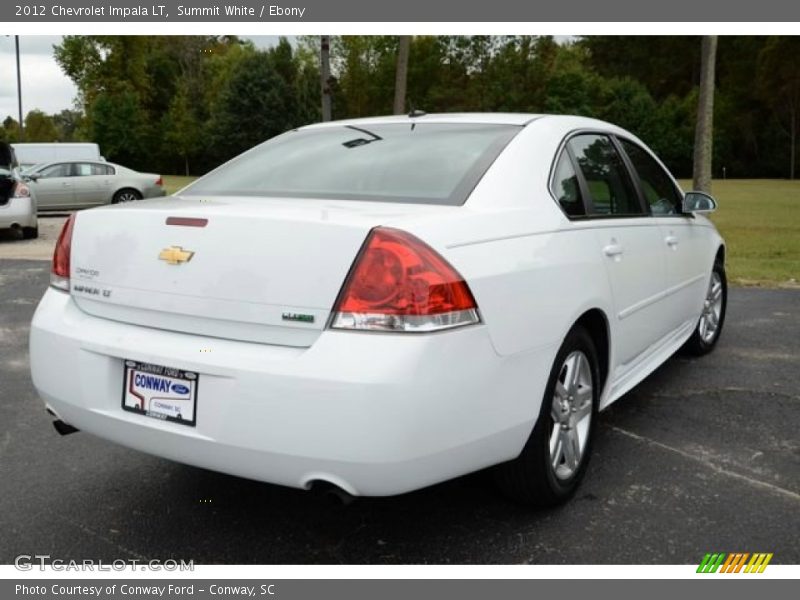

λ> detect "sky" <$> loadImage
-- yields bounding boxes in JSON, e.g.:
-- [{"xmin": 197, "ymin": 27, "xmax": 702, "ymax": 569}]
[{"xmin": 0, "ymin": 35, "xmax": 292, "ymax": 122}]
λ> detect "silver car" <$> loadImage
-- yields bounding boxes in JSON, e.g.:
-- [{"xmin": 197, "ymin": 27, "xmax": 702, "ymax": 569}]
[
  {"xmin": 0, "ymin": 142, "xmax": 38, "ymax": 239},
  {"xmin": 24, "ymin": 160, "xmax": 166, "ymax": 210}
]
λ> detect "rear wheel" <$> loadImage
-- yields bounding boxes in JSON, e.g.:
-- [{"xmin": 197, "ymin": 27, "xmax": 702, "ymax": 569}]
[
  {"xmin": 494, "ymin": 325, "xmax": 599, "ymax": 507},
  {"xmin": 682, "ymin": 260, "xmax": 727, "ymax": 356},
  {"xmin": 22, "ymin": 226, "xmax": 38, "ymax": 239},
  {"xmin": 112, "ymin": 189, "xmax": 142, "ymax": 204}
]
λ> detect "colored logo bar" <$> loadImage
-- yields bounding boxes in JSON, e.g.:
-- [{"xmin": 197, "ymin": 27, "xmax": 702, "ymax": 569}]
[{"xmin": 697, "ymin": 552, "xmax": 773, "ymax": 573}]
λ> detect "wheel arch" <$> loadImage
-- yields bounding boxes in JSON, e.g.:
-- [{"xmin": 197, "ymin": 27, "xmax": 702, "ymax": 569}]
[
  {"xmin": 112, "ymin": 186, "xmax": 143, "ymax": 201},
  {"xmin": 572, "ymin": 308, "xmax": 611, "ymax": 398},
  {"xmin": 715, "ymin": 243, "xmax": 726, "ymax": 266}
]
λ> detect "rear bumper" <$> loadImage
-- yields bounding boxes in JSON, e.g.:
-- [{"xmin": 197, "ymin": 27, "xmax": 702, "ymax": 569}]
[
  {"xmin": 29, "ymin": 289, "xmax": 554, "ymax": 496},
  {"xmin": 143, "ymin": 186, "xmax": 167, "ymax": 199},
  {"xmin": 0, "ymin": 197, "xmax": 37, "ymax": 229}
]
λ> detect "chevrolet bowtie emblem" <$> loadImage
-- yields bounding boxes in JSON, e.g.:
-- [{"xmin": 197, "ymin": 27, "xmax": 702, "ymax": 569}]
[{"xmin": 158, "ymin": 246, "xmax": 194, "ymax": 265}]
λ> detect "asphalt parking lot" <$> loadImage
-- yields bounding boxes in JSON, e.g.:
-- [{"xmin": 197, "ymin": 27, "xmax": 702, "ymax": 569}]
[{"xmin": 0, "ymin": 257, "xmax": 798, "ymax": 564}]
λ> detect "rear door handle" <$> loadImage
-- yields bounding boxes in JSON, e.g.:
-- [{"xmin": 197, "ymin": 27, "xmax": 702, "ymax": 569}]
[
  {"xmin": 665, "ymin": 235, "xmax": 679, "ymax": 247},
  {"xmin": 603, "ymin": 243, "xmax": 624, "ymax": 257}
]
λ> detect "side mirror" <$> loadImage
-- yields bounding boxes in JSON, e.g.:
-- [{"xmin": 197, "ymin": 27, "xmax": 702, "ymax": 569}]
[
  {"xmin": 683, "ymin": 191, "xmax": 717, "ymax": 214},
  {"xmin": 25, "ymin": 172, "xmax": 40, "ymax": 182}
]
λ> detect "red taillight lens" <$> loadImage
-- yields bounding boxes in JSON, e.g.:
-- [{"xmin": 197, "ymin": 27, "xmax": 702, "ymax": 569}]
[
  {"xmin": 155, "ymin": 176, "xmax": 163, "ymax": 187},
  {"xmin": 51, "ymin": 215, "xmax": 75, "ymax": 291},
  {"xmin": 331, "ymin": 227, "xmax": 480, "ymax": 332}
]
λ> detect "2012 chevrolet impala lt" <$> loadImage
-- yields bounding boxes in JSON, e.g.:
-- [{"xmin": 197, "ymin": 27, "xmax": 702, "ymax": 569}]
[{"xmin": 29, "ymin": 114, "xmax": 726, "ymax": 506}]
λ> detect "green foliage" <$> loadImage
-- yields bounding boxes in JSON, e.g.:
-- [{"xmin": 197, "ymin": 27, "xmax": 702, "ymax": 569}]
[
  {"xmin": 89, "ymin": 91, "xmax": 148, "ymax": 168},
  {"xmin": 207, "ymin": 50, "xmax": 296, "ymax": 162},
  {"xmin": 23, "ymin": 110, "xmax": 59, "ymax": 142},
  {"xmin": 44, "ymin": 34, "xmax": 800, "ymax": 179},
  {"xmin": 163, "ymin": 79, "xmax": 201, "ymax": 175}
]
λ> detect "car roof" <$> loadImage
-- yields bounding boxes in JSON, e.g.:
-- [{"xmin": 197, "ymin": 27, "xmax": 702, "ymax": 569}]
[
  {"xmin": 33, "ymin": 160, "xmax": 114, "ymax": 168},
  {"xmin": 301, "ymin": 113, "xmax": 544, "ymax": 129},
  {"xmin": 299, "ymin": 113, "xmax": 628, "ymax": 134}
]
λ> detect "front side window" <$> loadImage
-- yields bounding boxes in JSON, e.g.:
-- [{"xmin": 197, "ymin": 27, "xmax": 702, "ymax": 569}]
[
  {"xmin": 183, "ymin": 123, "xmax": 521, "ymax": 206},
  {"xmin": 568, "ymin": 134, "xmax": 643, "ymax": 217},
  {"xmin": 619, "ymin": 139, "xmax": 683, "ymax": 215},
  {"xmin": 551, "ymin": 152, "xmax": 585, "ymax": 217},
  {"xmin": 39, "ymin": 163, "xmax": 71, "ymax": 178}
]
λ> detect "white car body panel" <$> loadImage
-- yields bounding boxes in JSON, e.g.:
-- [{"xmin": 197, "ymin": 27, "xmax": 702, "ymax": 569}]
[
  {"xmin": 29, "ymin": 114, "xmax": 724, "ymax": 495},
  {"xmin": 0, "ymin": 195, "xmax": 38, "ymax": 230}
]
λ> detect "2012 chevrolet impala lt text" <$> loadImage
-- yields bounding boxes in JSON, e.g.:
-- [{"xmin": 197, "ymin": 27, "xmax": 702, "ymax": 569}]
[{"xmin": 29, "ymin": 114, "xmax": 726, "ymax": 506}]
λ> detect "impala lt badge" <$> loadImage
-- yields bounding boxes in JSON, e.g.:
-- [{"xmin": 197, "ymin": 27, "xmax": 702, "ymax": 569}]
[{"xmin": 158, "ymin": 246, "xmax": 194, "ymax": 265}]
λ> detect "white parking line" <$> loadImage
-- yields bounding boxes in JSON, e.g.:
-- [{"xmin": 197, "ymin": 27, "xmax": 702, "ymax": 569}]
[{"xmin": 607, "ymin": 425, "xmax": 800, "ymax": 502}]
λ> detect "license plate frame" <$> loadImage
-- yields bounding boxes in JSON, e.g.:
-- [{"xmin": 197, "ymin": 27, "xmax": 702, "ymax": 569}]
[{"xmin": 121, "ymin": 359, "xmax": 199, "ymax": 427}]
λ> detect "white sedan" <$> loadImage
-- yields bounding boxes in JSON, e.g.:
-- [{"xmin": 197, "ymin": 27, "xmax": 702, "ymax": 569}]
[{"xmin": 29, "ymin": 114, "xmax": 726, "ymax": 506}]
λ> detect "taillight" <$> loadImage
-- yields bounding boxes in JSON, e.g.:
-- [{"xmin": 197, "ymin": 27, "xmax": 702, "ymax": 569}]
[
  {"xmin": 51, "ymin": 215, "xmax": 76, "ymax": 292},
  {"xmin": 330, "ymin": 227, "xmax": 480, "ymax": 332},
  {"xmin": 12, "ymin": 181, "xmax": 30, "ymax": 198},
  {"xmin": 155, "ymin": 176, "xmax": 164, "ymax": 187}
]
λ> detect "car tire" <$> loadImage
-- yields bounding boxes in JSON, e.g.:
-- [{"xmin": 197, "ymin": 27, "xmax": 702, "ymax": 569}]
[
  {"xmin": 112, "ymin": 189, "xmax": 143, "ymax": 204},
  {"xmin": 494, "ymin": 325, "xmax": 600, "ymax": 507},
  {"xmin": 682, "ymin": 260, "xmax": 727, "ymax": 356},
  {"xmin": 22, "ymin": 226, "xmax": 38, "ymax": 240}
]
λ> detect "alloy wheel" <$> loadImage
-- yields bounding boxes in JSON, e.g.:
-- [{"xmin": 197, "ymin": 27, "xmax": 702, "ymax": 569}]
[
  {"xmin": 549, "ymin": 350, "xmax": 593, "ymax": 480},
  {"xmin": 699, "ymin": 271, "xmax": 723, "ymax": 344}
]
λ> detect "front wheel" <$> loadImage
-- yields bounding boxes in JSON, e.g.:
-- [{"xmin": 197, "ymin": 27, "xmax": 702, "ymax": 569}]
[
  {"xmin": 682, "ymin": 260, "xmax": 727, "ymax": 356},
  {"xmin": 494, "ymin": 325, "xmax": 600, "ymax": 507}
]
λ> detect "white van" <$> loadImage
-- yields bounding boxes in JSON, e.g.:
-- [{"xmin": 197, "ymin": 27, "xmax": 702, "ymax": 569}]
[{"xmin": 12, "ymin": 143, "xmax": 103, "ymax": 170}]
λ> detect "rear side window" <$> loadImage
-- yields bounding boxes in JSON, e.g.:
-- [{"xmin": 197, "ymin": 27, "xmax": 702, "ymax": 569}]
[
  {"xmin": 551, "ymin": 152, "xmax": 585, "ymax": 217},
  {"xmin": 183, "ymin": 123, "xmax": 521, "ymax": 206},
  {"xmin": 75, "ymin": 163, "xmax": 96, "ymax": 176},
  {"xmin": 619, "ymin": 139, "xmax": 683, "ymax": 215},
  {"xmin": 91, "ymin": 164, "xmax": 114, "ymax": 175},
  {"xmin": 568, "ymin": 134, "xmax": 643, "ymax": 216}
]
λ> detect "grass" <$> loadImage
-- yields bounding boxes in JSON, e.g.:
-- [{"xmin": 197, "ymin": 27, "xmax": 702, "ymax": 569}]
[
  {"xmin": 678, "ymin": 179, "xmax": 800, "ymax": 287},
  {"xmin": 162, "ymin": 175, "xmax": 197, "ymax": 195},
  {"xmin": 161, "ymin": 175, "xmax": 799, "ymax": 287}
]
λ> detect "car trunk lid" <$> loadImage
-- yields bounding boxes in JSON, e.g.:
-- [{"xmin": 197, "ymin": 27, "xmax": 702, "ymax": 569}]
[{"xmin": 68, "ymin": 195, "xmax": 451, "ymax": 347}]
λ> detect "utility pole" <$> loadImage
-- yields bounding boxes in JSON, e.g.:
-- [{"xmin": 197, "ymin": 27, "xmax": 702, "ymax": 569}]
[{"xmin": 15, "ymin": 35, "xmax": 23, "ymax": 141}]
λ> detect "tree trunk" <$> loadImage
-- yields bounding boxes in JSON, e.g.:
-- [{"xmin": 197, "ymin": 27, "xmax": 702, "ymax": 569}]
[
  {"xmin": 185, "ymin": 155, "xmax": 190, "ymax": 177},
  {"xmin": 692, "ymin": 35, "xmax": 718, "ymax": 193},
  {"xmin": 393, "ymin": 36, "xmax": 411, "ymax": 115},
  {"xmin": 790, "ymin": 105, "xmax": 796, "ymax": 180},
  {"xmin": 320, "ymin": 36, "xmax": 332, "ymax": 122}
]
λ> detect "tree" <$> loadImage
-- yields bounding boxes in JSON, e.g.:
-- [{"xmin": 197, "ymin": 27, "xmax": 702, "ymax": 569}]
[
  {"xmin": 52, "ymin": 109, "xmax": 86, "ymax": 141},
  {"xmin": 393, "ymin": 36, "xmax": 411, "ymax": 114},
  {"xmin": 163, "ymin": 80, "xmax": 200, "ymax": 175},
  {"xmin": 693, "ymin": 36, "xmax": 717, "ymax": 193},
  {"xmin": 208, "ymin": 50, "xmax": 297, "ymax": 161},
  {"xmin": 2, "ymin": 116, "xmax": 20, "ymax": 142},
  {"xmin": 757, "ymin": 37, "xmax": 800, "ymax": 179},
  {"xmin": 89, "ymin": 91, "xmax": 147, "ymax": 168},
  {"xmin": 320, "ymin": 36, "xmax": 332, "ymax": 121},
  {"xmin": 24, "ymin": 110, "xmax": 59, "ymax": 142}
]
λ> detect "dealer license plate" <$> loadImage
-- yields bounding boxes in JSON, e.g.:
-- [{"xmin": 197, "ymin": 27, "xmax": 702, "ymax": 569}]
[{"xmin": 122, "ymin": 360, "xmax": 199, "ymax": 427}]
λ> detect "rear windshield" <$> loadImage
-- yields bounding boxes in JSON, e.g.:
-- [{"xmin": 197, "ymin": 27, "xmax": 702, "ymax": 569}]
[{"xmin": 183, "ymin": 123, "xmax": 521, "ymax": 205}]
